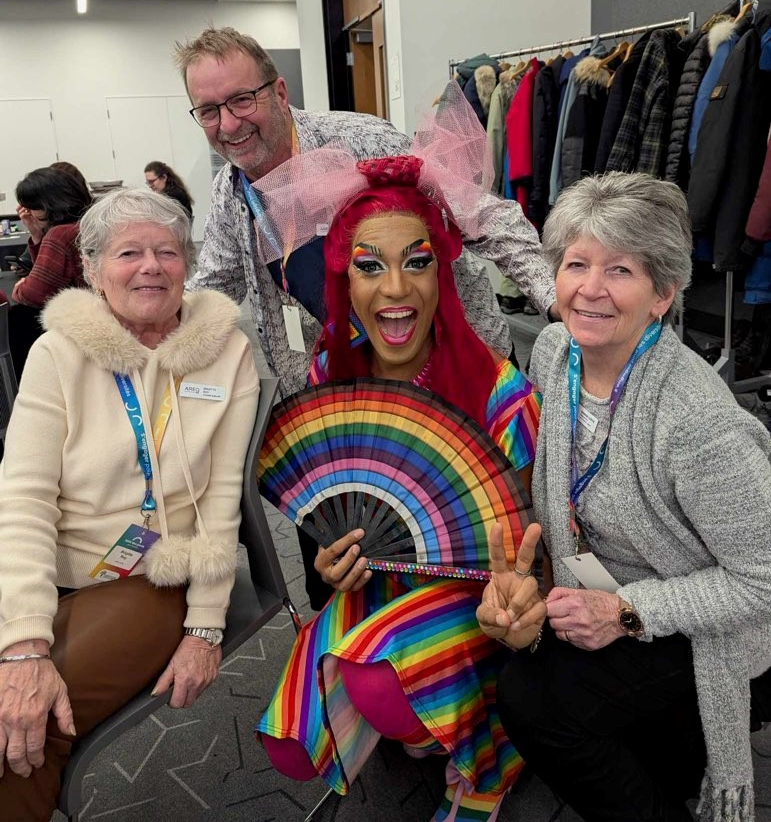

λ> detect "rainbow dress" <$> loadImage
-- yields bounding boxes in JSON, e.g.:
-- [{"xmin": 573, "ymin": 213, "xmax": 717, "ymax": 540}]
[{"xmin": 256, "ymin": 359, "xmax": 541, "ymax": 801}]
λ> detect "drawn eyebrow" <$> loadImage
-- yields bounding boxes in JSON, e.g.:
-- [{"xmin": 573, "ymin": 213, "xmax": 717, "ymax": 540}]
[
  {"xmin": 356, "ymin": 243, "xmax": 383, "ymax": 257},
  {"xmin": 401, "ymin": 238, "xmax": 431, "ymax": 257}
]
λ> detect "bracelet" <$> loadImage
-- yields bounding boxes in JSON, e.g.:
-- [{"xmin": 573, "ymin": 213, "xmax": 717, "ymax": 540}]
[
  {"xmin": 529, "ymin": 626, "xmax": 544, "ymax": 654},
  {"xmin": 0, "ymin": 653, "xmax": 52, "ymax": 664}
]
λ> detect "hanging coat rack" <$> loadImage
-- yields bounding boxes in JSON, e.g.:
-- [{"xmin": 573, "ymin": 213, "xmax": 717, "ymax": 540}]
[{"xmin": 448, "ymin": 14, "xmax": 696, "ymax": 77}]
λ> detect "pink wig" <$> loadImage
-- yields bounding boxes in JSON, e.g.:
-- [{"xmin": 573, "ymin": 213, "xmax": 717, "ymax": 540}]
[{"xmin": 321, "ymin": 183, "xmax": 498, "ymax": 427}]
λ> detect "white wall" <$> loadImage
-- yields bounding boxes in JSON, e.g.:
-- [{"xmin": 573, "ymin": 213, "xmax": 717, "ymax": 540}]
[
  {"xmin": 385, "ymin": 0, "xmax": 592, "ymax": 136},
  {"xmin": 0, "ymin": 0, "xmax": 299, "ymax": 237},
  {"xmin": 296, "ymin": 0, "xmax": 330, "ymax": 111}
]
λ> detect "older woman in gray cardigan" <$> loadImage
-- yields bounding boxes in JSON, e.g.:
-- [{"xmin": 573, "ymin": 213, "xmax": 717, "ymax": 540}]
[{"xmin": 479, "ymin": 173, "xmax": 771, "ymax": 822}]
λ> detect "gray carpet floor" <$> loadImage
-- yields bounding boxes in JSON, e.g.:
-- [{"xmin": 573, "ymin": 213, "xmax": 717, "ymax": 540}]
[{"xmin": 51, "ymin": 500, "xmax": 771, "ymax": 822}]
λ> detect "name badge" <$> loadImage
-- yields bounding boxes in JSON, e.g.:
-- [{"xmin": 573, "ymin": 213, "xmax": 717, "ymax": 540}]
[
  {"xmin": 578, "ymin": 404, "xmax": 599, "ymax": 433},
  {"xmin": 180, "ymin": 381, "xmax": 225, "ymax": 401},
  {"xmin": 561, "ymin": 552, "xmax": 620, "ymax": 593},
  {"xmin": 89, "ymin": 524, "xmax": 161, "ymax": 581},
  {"xmin": 282, "ymin": 305, "xmax": 307, "ymax": 353}
]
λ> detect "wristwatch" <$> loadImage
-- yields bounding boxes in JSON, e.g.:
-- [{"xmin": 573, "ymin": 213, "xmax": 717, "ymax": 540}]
[
  {"xmin": 184, "ymin": 627, "xmax": 224, "ymax": 647},
  {"xmin": 617, "ymin": 599, "xmax": 644, "ymax": 638}
]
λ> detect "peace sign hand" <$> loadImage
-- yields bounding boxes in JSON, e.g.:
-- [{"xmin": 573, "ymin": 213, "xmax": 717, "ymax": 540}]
[{"xmin": 476, "ymin": 522, "xmax": 547, "ymax": 649}]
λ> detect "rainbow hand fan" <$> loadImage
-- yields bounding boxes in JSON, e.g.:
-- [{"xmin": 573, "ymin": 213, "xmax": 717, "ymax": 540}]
[{"xmin": 258, "ymin": 379, "xmax": 534, "ymax": 580}]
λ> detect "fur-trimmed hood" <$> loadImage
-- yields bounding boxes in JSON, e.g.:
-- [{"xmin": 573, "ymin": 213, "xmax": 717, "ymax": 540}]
[
  {"xmin": 708, "ymin": 19, "xmax": 736, "ymax": 56},
  {"xmin": 474, "ymin": 64, "xmax": 497, "ymax": 116},
  {"xmin": 572, "ymin": 55, "xmax": 611, "ymax": 87},
  {"xmin": 41, "ymin": 288, "xmax": 241, "ymax": 376}
]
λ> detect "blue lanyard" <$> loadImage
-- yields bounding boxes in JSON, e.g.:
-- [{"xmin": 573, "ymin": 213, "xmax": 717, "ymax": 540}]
[
  {"xmin": 568, "ymin": 320, "xmax": 662, "ymax": 511},
  {"xmin": 239, "ymin": 169, "xmax": 281, "ymax": 259},
  {"xmin": 114, "ymin": 373, "xmax": 157, "ymax": 524}
]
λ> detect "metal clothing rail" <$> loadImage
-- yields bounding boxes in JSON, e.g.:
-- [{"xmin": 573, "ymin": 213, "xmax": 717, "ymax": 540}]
[{"xmin": 448, "ymin": 14, "xmax": 695, "ymax": 76}]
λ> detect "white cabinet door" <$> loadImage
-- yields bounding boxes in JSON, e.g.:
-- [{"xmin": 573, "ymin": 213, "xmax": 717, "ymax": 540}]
[
  {"xmin": 107, "ymin": 95, "xmax": 213, "ymax": 242},
  {"xmin": 0, "ymin": 98, "xmax": 59, "ymax": 209}
]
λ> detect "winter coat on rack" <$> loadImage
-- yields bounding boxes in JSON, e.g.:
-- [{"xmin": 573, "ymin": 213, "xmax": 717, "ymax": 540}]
[
  {"xmin": 688, "ymin": 11, "xmax": 771, "ymax": 273},
  {"xmin": 665, "ymin": 30, "xmax": 712, "ymax": 188},
  {"xmin": 464, "ymin": 64, "xmax": 498, "ymax": 127},
  {"xmin": 746, "ymin": 139, "xmax": 771, "ymax": 244},
  {"xmin": 530, "ymin": 56, "xmax": 564, "ymax": 225},
  {"xmin": 665, "ymin": 7, "xmax": 736, "ymax": 188},
  {"xmin": 487, "ymin": 69, "xmax": 519, "ymax": 194},
  {"xmin": 549, "ymin": 42, "xmax": 602, "ymax": 204},
  {"xmin": 594, "ymin": 33, "xmax": 651, "ymax": 173},
  {"xmin": 560, "ymin": 57, "xmax": 611, "ymax": 190},
  {"xmin": 454, "ymin": 54, "xmax": 499, "ymax": 89},
  {"xmin": 606, "ymin": 29, "xmax": 684, "ymax": 177},
  {"xmin": 742, "ymin": 138, "xmax": 771, "ymax": 305},
  {"xmin": 687, "ymin": 19, "xmax": 748, "ymax": 162},
  {"xmin": 505, "ymin": 58, "xmax": 540, "ymax": 220}
]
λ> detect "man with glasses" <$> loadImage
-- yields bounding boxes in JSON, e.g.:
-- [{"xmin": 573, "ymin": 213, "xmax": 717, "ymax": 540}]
[
  {"xmin": 176, "ymin": 25, "xmax": 556, "ymax": 611},
  {"xmin": 176, "ymin": 26, "xmax": 557, "ymax": 399}
]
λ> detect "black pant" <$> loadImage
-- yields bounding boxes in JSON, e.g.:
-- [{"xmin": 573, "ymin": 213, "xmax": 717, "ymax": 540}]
[
  {"xmin": 297, "ymin": 525, "xmax": 333, "ymax": 611},
  {"xmin": 496, "ymin": 628, "xmax": 706, "ymax": 822}
]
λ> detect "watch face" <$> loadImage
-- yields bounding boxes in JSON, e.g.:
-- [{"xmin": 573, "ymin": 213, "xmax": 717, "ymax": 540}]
[{"xmin": 619, "ymin": 608, "xmax": 643, "ymax": 635}]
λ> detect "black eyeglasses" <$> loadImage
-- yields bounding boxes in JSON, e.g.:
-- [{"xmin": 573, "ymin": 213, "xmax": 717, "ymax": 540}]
[{"xmin": 189, "ymin": 79, "xmax": 277, "ymax": 127}]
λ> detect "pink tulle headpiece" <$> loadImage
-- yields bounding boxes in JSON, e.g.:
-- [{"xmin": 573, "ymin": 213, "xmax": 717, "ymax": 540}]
[{"xmin": 252, "ymin": 81, "xmax": 494, "ymax": 264}]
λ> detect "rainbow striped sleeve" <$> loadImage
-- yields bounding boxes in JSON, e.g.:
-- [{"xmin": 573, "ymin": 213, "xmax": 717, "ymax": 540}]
[{"xmin": 485, "ymin": 360, "xmax": 542, "ymax": 470}]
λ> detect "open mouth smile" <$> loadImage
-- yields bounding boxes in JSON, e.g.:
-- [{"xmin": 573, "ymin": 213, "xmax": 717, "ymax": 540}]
[{"xmin": 375, "ymin": 307, "xmax": 417, "ymax": 345}]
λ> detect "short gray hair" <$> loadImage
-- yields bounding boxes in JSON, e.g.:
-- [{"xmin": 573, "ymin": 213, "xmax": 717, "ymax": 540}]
[
  {"xmin": 79, "ymin": 187, "xmax": 196, "ymax": 287},
  {"xmin": 174, "ymin": 26, "xmax": 279, "ymax": 94},
  {"xmin": 542, "ymin": 172, "xmax": 692, "ymax": 321}
]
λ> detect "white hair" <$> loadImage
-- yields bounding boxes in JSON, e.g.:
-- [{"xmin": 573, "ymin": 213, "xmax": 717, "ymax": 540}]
[
  {"xmin": 542, "ymin": 172, "xmax": 692, "ymax": 322},
  {"xmin": 79, "ymin": 187, "xmax": 196, "ymax": 286}
]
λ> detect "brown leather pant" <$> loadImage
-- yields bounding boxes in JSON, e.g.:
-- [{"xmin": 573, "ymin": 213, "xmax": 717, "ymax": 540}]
[{"xmin": 0, "ymin": 575, "xmax": 186, "ymax": 821}]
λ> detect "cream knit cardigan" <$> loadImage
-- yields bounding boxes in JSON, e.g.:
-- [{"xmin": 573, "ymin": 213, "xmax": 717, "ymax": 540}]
[{"xmin": 0, "ymin": 289, "xmax": 260, "ymax": 650}]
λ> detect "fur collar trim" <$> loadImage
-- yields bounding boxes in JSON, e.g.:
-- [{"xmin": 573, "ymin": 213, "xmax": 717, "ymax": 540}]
[
  {"xmin": 572, "ymin": 55, "xmax": 611, "ymax": 87},
  {"xmin": 41, "ymin": 288, "xmax": 241, "ymax": 376},
  {"xmin": 474, "ymin": 65, "xmax": 497, "ymax": 115},
  {"xmin": 708, "ymin": 19, "xmax": 735, "ymax": 56}
]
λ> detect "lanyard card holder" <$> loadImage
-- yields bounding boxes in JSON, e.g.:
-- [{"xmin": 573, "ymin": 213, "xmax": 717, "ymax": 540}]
[{"xmin": 89, "ymin": 524, "xmax": 161, "ymax": 581}]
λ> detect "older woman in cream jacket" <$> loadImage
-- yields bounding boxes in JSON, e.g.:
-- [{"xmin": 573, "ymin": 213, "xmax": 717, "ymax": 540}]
[{"xmin": 0, "ymin": 188, "xmax": 259, "ymax": 821}]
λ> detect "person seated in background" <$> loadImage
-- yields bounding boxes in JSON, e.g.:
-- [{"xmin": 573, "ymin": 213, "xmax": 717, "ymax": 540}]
[
  {"xmin": 145, "ymin": 160, "xmax": 194, "ymax": 219},
  {"xmin": 50, "ymin": 160, "xmax": 90, "ymax": 192},
  {"xmin": 12, "ymin": 167, "xmax": 92, "ymax": 308},
  {"xmin": 253, "ymin": 88, "xmax": 544, "ymax": 821},
  {"xmin": 0, "ymin": 188, "xmax": 259, "ymax": 822},
  {"xmin": 481, "ymin": 173, "xmax": 771, "ymax": 822}
]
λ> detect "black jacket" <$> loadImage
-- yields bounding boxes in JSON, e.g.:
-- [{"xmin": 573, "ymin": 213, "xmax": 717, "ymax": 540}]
[
  {"xmin": 530, "ymin": 56, "xmax": 564, "ymax": 225},
  {"xmin": 561, "ymin": 56, "xmax": 611, "ymax": 189},
  {"xmin": 664, "ymin": 31, "xmax": 710, "ymax": 189},
  {"xmin": 688, "ymin": 11, "xmax": 771, "ymax": 271},
  {"xmin": 666, "ymin": 5, "xmax": 740, "ymax": 188},
  {"xmin": 594, "ymin": 33, "xmax": 651, "ymax": 173}
]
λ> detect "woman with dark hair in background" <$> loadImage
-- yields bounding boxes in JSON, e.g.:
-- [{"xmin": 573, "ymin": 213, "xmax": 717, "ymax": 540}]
[
  {"xmin": 49, "ymin": 160, "xmax": 90, "ymax": 193},
  {"xmin": 144, "ymin": 160, "xmax": 194, "ymax": 219},
  {"xmin": 13, "ymin": 167, "xmax": 92, "ymax": 308}
]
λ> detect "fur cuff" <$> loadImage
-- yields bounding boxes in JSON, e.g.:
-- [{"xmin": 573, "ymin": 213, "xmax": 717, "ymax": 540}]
[
  {"xmin": 188, "ymin": 536, "xmax": 237, "ymax": 585},
  {"xmin": 144, "ymin": 534, "xmax": 192, "ymax": 587}
]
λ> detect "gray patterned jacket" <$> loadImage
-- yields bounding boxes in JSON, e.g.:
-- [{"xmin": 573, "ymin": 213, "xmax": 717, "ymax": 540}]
[{"xmin": 190, "ymin": 106, "xmax": 555, "ymax": 395}]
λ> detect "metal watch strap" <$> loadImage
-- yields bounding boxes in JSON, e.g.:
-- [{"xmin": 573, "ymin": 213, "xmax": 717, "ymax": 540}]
[{"xmin": 184, "ymin": 627, "xmax": 223, "ymax": 646}]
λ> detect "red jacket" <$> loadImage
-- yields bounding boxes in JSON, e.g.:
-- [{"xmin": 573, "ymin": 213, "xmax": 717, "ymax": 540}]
[
  {"xmin": 14, "ymin": 222, "xmax": 85, "ymax": 308},
  {"xmin": 505, "ymin": 59, "xmax": 540, "ymax": 221},
  {"xmin": 746, "ymin": 138, "xmax": 771, "ymax": 243}
]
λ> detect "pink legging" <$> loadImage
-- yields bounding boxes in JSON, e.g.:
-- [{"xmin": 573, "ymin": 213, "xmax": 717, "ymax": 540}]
[{"xmin": 261, "ymin": 659, "xmax": 424, "ymax": 780}]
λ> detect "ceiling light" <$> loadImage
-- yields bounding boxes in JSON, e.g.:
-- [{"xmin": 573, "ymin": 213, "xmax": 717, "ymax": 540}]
[{"xmin": 77, "ymin": 0, "xmax": 87, "ymax": 13}]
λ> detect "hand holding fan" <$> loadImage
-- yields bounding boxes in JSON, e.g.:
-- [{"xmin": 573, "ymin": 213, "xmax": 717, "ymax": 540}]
[{"xmin": 258, "ymin": 378, "xmax": 534, "ymax": 580}]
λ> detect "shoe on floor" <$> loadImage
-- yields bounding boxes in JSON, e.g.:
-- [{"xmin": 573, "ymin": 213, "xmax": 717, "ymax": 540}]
[{"xmin": 499, "ymin": 295, "xmax": 526, "ymax": 315}]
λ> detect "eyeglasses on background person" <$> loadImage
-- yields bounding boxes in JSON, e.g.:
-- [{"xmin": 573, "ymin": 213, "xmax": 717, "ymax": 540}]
[{"xmin": 189, "ymin": 78, "xmax": 277, "ymax": 127}]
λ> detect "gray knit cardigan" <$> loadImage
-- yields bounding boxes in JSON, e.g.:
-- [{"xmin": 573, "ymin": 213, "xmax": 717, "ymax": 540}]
[{"xmin": 529, "ymin": 323, "xmax": 771, "ymax": 822}]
